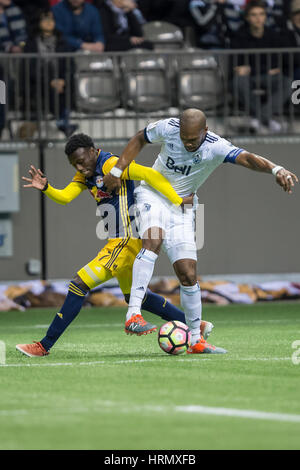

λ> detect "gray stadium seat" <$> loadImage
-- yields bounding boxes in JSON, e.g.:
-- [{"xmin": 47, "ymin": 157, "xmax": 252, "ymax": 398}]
[
  {"xmin": 142, "ymin": 21, "xmax": 184, "ymax": 50},
  {"xmin": 120, "ymin": 52, "xmax": 172, "ymax": 112},
  {"xmin": 176, "ymin": 52, "xmax": 224, "ymax": 110},
  {"xmin": 75, "ymin": 55, "xmax": 120, "ymax": 113}
]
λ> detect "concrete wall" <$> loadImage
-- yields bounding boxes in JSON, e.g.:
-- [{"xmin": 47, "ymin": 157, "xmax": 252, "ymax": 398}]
[
  {"xmin": 1, "ymin": 140, "xmax": 299, "ymax": 281},
  {"xmin": 0, "ymin": 149, "xmax": 41, "ymax": 281}
]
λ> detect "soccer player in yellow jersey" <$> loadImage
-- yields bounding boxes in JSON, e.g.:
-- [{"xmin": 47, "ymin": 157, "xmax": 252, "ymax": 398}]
[{"xmin": 16, "ymin": 133, "xmax": 213, "ymax": 357}]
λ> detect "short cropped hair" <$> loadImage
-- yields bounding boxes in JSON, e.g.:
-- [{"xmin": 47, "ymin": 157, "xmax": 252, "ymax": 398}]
[
  {"xmin": 244, "ymin": 0, "xmax": 267, "ymax": 17},
  {"xmin": 64, "ymin": 133, "xmax": 95, "ymax": 157}
]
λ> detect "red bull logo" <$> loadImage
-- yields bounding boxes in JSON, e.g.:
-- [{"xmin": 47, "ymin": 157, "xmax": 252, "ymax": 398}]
[
  {"xmin": 89, "ymin": 186, "xmax": 112, "ymax": 202},
  {"xmin": 96, "ymin": 188, "xmax": 112, "ymax": 199}
]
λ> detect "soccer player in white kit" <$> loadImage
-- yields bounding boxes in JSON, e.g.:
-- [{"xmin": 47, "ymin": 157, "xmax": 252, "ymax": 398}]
[{"xmin": 103, "ymin": 109, "xmax": 298, "ymax": 354}]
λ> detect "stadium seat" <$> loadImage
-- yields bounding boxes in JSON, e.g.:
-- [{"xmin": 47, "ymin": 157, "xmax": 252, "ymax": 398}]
[
  {"xmin": 176, "ymin": 51, "xmax": 224, "ymax": 110},
  {"xmin": 75, "ymin": 55, "xmax": 120, "ymax": 113},
  {"xmin": 142, "ymin": 21, "xmax": 184, "ymax": 50},
  {"xmin": 120, "ymin": 51, "xmax": 172, "ymax": 112}
]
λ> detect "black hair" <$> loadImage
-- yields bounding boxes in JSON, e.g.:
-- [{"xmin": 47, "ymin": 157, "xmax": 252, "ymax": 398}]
[
  {"xmin": 28, "ymin": 8, "xmax": 62, "ymax": 39},
  {"xmin": 64, "ymin": 133, "xmax": 95, "ymax": 157},
  {"xmin": 244, "ymin": 0, "xmax": 267, "ymax": 17}
]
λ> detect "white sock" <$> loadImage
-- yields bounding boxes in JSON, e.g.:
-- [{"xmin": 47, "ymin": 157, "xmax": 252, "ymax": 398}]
[
  {"xmin": 180, "ymin": 283, "xmax": 202, "ymax": 345},
  {"xmin": 126, "ymin": 248, "xmax": 158, "ymax": 321}
]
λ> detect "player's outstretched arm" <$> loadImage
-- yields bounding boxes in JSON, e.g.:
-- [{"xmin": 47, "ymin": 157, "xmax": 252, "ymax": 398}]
[
  {"xmin": 102, "ymin": 156, "xmax": 194, "ymax": 207},
  {"xmin": 22, "ymin": 165, "xmax": 85, "ymax": 205},
  {"xmin": 235, "ymin": 152, "xmax": 298, "ymax": 194},
  {"xmin": 124, "ymin": 162, "xmax": 184, "ymax": 206},
  {"xmin": 103, "ymin": 129, "xmax": 146, "ymax": 193}
]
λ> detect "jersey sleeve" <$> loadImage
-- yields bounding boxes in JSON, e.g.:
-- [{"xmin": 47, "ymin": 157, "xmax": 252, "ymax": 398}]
[
  {"xmin": 220, "ymin": 139, "xmax": 245, "ymax": 164},
  {"xmin": 102, "ymin": 156, "xmax": 182, "ymax": 206},
  {"xmin": 72, "ymin": 171, "xmax": 87, "ymax": 185},
  {"xmin": 43, "ymin": 180, "xmax": 86, "ymax": 205},
  {"xmin": 123, "ymin": 162, "xmax": 183, "ymax": 206},
  {"xmin": 144, "ymin": 119, "xmax": 170, "ymax": 144},
  {"xmin": 102, "ymin": 155, "xmax": 120, "ymax": 175},
  {"xmin": 102, "ymin": 155, "xmax": 133, "ymax": 181}
]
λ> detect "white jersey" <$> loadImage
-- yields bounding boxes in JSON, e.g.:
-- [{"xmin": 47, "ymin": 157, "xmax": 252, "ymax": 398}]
[{"xmin": 142, "ymin": 118, "xmax": 245, "ymax": 198}]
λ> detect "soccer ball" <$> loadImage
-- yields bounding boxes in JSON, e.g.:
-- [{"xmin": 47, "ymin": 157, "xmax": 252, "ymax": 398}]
[{"xmin": 158, "ymin": 321, "xmax": 191, "ymax": 355}]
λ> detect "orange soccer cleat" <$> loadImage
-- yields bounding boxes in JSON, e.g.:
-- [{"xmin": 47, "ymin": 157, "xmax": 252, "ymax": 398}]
[
  {"xmin": 187, "ymin": 336, "xmax": 227, "ymax": 354},
  {"xmin": 16, "ymin": 341, "xmax": 49, "ymax": 357},
  {"xmin": 125, "ymin": 314, "xmax": 157, "ymax": 336}
]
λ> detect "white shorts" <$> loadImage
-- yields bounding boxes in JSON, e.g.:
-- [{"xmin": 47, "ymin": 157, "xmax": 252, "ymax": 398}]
[{"xmin": 134, "ymin": 185, "xmax": 198, "ymax": 264}]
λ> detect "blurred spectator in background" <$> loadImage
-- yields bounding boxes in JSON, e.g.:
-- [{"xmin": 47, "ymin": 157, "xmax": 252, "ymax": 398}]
[
  {"xmin": 264, "ymin": 0, "xmax": 287, "ymax": 31},
  {"xmin": 282, "ymin": 0, "xmax": 300, "ymax": 79},
  {"xmin": 96, "ymin": 0, "xmax": 153, "ymax": 51},
  {"xmin": 231, "ymin": 0, "xmax": 291, "ymax": 133},
  {"xmin": 138, "ymin": 0, "xmax": 193, "ymax": 29},
  {"xmin": 52, "ymin": 0, "xmax": 105, "ymax": 52},
  {"xmin": 19, "ymin": 9, "xmax": 77, "ymax": 138},
  {"xmin": 189, "ymin": 0, "xmax": 247, "ymax": 49},
  {"xmin": 49, "ymin": 0, "xmax": 93, "ymax": 4},
  {"xmin": 0, "ymin": 0, "xmax": 27, "ymax": 52},
  {"xmin": 245, "ymin": 0, "xmax": 289, "ymax": 31},
  {"xmin": 189, "ymin": 1, "xmax": 289, "ymax": 49},
  {"xmin": 14, "ymin": 1, "xmax": 49, "ymax": 27},
  {"xmin": 137, "ymin": 0, "xmax": 172, "ymax": 22}
]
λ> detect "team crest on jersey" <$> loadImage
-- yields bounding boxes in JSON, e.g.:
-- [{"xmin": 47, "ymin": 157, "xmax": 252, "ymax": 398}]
[
  {"xmin": 92, "ymin": 176, "xmax": 112, "ymax": 199},
  {"xmin": 193, "ymin": 154, "xmax": 201, "ymax": 164},
  {"xmin": 168, "ymin": 143, "xmax": 174, "ymax": 150},
  {"xmin": 96, "ymin": 176, "xmax": 104, "ymax": 188}
]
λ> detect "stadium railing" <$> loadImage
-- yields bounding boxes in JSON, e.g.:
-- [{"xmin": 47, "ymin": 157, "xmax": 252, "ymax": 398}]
[{"xmin": 0, "ymin": 47, "xmax": 299, "ymax": 144}]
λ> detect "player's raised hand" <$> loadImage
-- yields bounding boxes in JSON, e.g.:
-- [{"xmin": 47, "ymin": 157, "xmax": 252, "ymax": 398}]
[
  {"xmin": 103, "ymin": 173, "xmax": 122, "ymax": 194},
  {"xmin": 22, "ymin": 165, "xmax": 48, "ymax": 191},
  {"xmin": 276, "ymin": 169, "xmax": 298, "ymax": 194}
]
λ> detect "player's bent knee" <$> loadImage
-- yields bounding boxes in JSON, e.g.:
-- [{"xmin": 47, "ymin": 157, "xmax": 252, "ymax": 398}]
[
  {"xmin": 175, "ymin": 268, "xmax": 197, "ymax": 286},
  {"xmin": 72, "ymin": 274, "xmax": 90, "ymax": 293},
  {"xmin": 180, "ymin": 275, "xmax": 197, "ymax": 287},
  {"xmin": 173, "ymin": 259, "xmax": 197, "ymax": 286}
]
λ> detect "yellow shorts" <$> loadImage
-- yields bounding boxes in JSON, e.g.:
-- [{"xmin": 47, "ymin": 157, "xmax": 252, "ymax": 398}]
[{"xmin": 77, "ymin": 237, "xmax": 142, "ymax": 294}]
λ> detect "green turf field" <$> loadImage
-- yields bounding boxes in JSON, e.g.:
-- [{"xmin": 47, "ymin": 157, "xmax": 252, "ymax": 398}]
[{"xmin": 0, "ymin": 302, "xmax": 300, "ymax": 450}]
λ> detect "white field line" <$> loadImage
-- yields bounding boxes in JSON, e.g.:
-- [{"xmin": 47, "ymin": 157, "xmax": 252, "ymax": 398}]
[
  {"xmin": 0, "ymin": 356, "xmax": 293, "ymax": 368},
  {"xmin": 174, "ymin": 405, "xmax": 300, "ymax": 423},
  {"xmin": 0, "ymin": 402, "xmax": 300, "ymax": 424}
]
